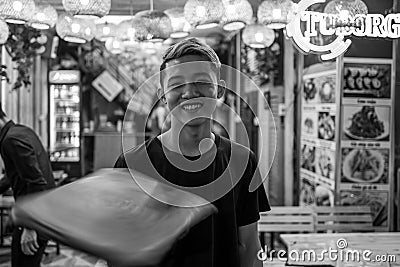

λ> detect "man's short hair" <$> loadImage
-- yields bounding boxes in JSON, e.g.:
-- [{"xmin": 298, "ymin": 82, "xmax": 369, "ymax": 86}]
[
  {"xmin": 159, "ymin": 37, "xmax": 221, "ymax": 85},
  {"xmin": 0, "ymin": 103, "xmax": 6, "ymax": 119}
]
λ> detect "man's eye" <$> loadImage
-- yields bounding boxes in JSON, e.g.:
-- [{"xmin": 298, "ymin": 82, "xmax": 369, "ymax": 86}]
[
  {"xmin": 168, "ymin": 84, "xmax": 183, "ymax": 91},
  {"xmin": 194, "ymin": 81, "xmax": 212, "ymax": 87}
]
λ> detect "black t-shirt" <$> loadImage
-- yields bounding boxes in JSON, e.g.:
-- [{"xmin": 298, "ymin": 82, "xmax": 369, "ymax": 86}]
[{"xmin": 114, "ymin": 134, "xmax": 270, "ymax": 267}]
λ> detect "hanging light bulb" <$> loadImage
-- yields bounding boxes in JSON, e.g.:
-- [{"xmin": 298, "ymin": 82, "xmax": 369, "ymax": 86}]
[
  {"xmin": 0, "ymin": 19, "xmax": 9, "ymax": 44},
  {"xmin": 0, "ymin": 0, "xmax": 35, "ymax": 24},
  {"xmin": 257, "ymin": 0, "xmax": 295, "ymax": 29},
  {"xmin": 105, "ymin": 37, "xmax": 124, "ymax": 54},
  {"xmin": 56, "ymin": 13, "xmax": 95, "ymax": 43},
  {"xmin": 62, "ymin": 0, "xmax": 111, "ymax": 18},
  {"xmin": 95, "ymin": 21, "xmax": 117, "ymax": 41},
  {"xmin": 221, "ymin": 0, "xmax": 253, "ymax": 31},
  {"xmin": 134, "ymin": 10, "xmax": 172, "ymax": 42},
  {"xmin": 164, "ymin": 7, "xmax": 191, "ymax": 38},
  {"xmin": 184, "ymin": 0, "xmax": 224, "ymax": 29},
  {"xmin": 324, "ymin": 0, "xmax": 368, "ymax": 29},
  {"xmin": 242, "ymin": 24, "xmax": 275, "ymax": 48},
  {"xmin": 29, "ymin": 4, "xmax": 58, "ymax": 30}
]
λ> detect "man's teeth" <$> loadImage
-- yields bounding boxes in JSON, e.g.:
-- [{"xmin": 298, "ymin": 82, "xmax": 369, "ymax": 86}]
[{"xmin": 183, "ymin": 104, "xmax": 201, "ymax": 110}]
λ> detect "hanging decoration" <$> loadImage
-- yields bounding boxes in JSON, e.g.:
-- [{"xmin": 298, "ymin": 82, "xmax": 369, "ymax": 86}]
[
  {"xmin": 4, "ymin": 24, "xmax": 45, "ymax": 90},
  {"xmin": 29, "ymin": 4, "xmax": 58, "ymax": 30},
  {"xmin": 323, "ymin": 0, "xmax": 368, "ymax": 29},
  {"xmin": 221, "ymin": 0, "xmax": 253, "ymax": 31},
  {"xmin": 257, "ymin": 0, "xmax": 295, "ymax": 29},
  {"xmin": 95, "ymin": 21, "xmax": 117, "ymax": 41},
  {"xmin": 0, "ymin": 0, "xmax": 35, "ymax": 24},
  {"xmin": 134, "ymin": 10, "xmax": 173, "ymax": 42},
  {"xmin": 62, "ymin": 0, "xmax": 111, "ymax": 18},
  {"xmin": 56, "ymin": 13, "xmax": 95, "ymax": 43},
  {"xmin": 164, "ymin": 7, "xmax": 191, "ymax": 38},
  {"xmin": 184, "ymin": 0, "xmax": 224, "ymax": 29},
  {"xmin": 0, "ymin": 19, "xmax": 10, "ymax": 44},
  {"xmin": 242, "ymin": 24, "xmax": 275, "ymax": 48}
]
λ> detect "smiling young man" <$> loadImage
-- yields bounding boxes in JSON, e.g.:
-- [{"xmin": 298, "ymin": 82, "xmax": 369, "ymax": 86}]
[{"xmin": 114, "ymin": 38, "xmax": 270, "ymax": 267}]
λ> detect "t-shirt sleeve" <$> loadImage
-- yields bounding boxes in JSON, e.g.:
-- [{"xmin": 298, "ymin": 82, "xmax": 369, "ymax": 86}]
[
  {"xmin": 236, "ymin": 151, "xmax": 270, "ymax": 227},
  {"xmin": 114, "ymin": 154, "xmax": 127, "ymax": 168}
]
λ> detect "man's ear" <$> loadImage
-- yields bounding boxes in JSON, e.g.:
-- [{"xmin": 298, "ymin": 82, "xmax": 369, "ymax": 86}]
[
  {"xmin": 157, "ymin": 87, "xmax": 166, "ymax": 104},
  {"xmin": 217, "ymin": 80, "xmax": 226, "ymax": 99}
]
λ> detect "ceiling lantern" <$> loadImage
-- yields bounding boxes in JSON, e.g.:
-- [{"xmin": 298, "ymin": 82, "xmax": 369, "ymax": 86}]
[
  {"xmin": 95, "ymin": 21, "xmax": 117, "ymax": 41},
  {"xmin": 62, "ymin": 0, "xmax": 111, "ymax": 18},
  {"xmin": 30, "ymin": 4, "xmax": 58, "ymax": 30},
  {"xmin": 56, "ymin": 13, "xmax": 95, "ymax": 43},
  {"xmin": 0, "ymin": 0, "xmax": 35, "ymax": 24},
  {"xmin": 242, "ymin": 24, "xmax": 275, "ymax": 48},
  {"xmin": 324, "ymin": 0, "xmax": 368, "ymax": 28},
  {"xmin": 164, "ymin": 7, "xmax": 191, "ymax": 38},
  {"xmin": 257, "ymin": 0, "xmax": 294, "ymax": 29},
  {"xmin": 0, "ymin": 19, "xmax": 9, "ymax": 44},
  {"xmin": 221, "ymin": 0, "xmax": 253, "ymax": 31},
  {"xmin": 134, "ymin": 10, "xmax": 172, "ymax": 42},
  {"xmin": 184, "ymin": 0, "xmax": 224, "ymax": 29},
  {"xmin": 117, "ymin": 18, "xmax": 141, "ymax": 43}
]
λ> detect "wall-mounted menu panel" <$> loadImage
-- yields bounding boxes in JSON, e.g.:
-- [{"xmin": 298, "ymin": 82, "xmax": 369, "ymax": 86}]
[
  {"xmin": 337, "ymin": 58, "xmax": 393, "ymax": 229},
  {"xmin": 300, "ymin": 66, "xmax": 337, "ymax": 207}
]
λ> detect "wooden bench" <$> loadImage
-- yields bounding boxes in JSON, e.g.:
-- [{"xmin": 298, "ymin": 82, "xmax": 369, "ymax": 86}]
[
  {"xmin": 258, "ymin": 206, "xmax": 315, "ymax": 250},
  {"xmin": 311, "ymin": 206, "xmax": 374, "ymax": 232}
]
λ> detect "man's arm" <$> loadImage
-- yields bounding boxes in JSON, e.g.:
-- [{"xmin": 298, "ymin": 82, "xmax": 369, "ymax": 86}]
[
  {"xmin": 2, "ymin": 137, "xmax": 47, "ymax": 194},
  {"xmin": 238, "ymin": 222, "xmax": 263, "ymax": 267}
]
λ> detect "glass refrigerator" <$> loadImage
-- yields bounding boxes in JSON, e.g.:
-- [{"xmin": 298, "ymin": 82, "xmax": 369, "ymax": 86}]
[{"xmin": 48, "ymin": 70, "xmax": 81, "ymax": 177}]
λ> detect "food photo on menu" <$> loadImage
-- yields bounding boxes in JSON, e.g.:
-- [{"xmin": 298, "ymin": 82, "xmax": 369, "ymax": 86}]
[
  {"xmin": 343, "ymin": 106, "xmax": 390, "ymax": 141},
  {"xmin": 341, "ymin": 148, "xmax": 389, "ymax": 184},
  {"xmin": 315, "ymin": 185, "xmax": 334, "ymax": 207},
  {"xmin": 340, "ymin": 190, "xmax": 388, "ymax": 226},
  {"xmin": 301, "ymin": 144, "xmax": 316, "ymax": 172},
  {"xmin": 343, "ymin": 63, "xmax": 391, "ymax": 98},
  {"xmin": 303, "ymin": 74, "xmax": 336, "ymax": 104},
  {"xmin": 302, "ymin": 113, "xmax": 318, "ymax": 137},
  {"xmin": 303, "ymin": 78, "xmax": 318, "ymax": 103},
  {"xmin": 318, "ymin": 112, "xmax": 335, "ymax": 141},
  {"xmin": 316, "ymin": 148, "xmax": 335, "ymax": 180},
  {"xmin": 299, "ymin": 178, "xmax": 315, "ymax": 206}
]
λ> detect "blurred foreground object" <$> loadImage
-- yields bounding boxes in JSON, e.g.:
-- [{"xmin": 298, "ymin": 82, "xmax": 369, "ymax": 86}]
[{"xmin": 11, "ymin": 168, "xmax": 217, "ymax": 267}]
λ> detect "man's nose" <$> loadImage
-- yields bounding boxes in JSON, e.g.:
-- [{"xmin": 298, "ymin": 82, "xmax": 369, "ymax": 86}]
[{"xmin": 181, "ymin": 83, "xmax": 200, "ymax": 98}]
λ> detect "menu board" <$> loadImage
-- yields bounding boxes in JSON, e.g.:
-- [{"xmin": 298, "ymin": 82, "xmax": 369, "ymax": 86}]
[
  {"xmin": 300, "ymin": 67, "xmax": 337, "ymax": 207},
  {"xmin": 337, "ymin": 58, "xmax": 393, "ymax": 229}
]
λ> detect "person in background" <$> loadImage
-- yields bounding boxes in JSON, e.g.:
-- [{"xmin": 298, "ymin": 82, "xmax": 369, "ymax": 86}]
[
  {"xmin": 115, "ymin": 38, "xmax": 270, "ymax": 267},
  {"xmin": 0, "ymin": 104, "xmax": 55, "ymax": 267}
]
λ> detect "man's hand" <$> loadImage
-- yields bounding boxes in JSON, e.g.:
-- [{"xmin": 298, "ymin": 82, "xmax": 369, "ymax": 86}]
[{"xmin": 21, "ymin": 228, "xmax": 39, "ymax": 255}]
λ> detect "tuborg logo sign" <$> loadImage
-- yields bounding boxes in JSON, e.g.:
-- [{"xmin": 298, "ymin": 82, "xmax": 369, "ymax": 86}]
[{"xmin": 286, "ymin": 0, "xmax": 400, "ymax": 60}]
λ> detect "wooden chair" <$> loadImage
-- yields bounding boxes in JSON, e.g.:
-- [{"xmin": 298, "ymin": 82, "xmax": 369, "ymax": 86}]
[
  {"xmin": 258, "ymin": 206, "xmax": 315, "ymax": 250},
  {"xmin": 311, "ymin": 206, "xmax": 374, "ymax": 232}
]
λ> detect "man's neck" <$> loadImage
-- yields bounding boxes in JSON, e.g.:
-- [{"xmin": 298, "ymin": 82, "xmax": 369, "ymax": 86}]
[{"xmin": 160, "ymin": 121, "xmax": 215, "ymax": 156}]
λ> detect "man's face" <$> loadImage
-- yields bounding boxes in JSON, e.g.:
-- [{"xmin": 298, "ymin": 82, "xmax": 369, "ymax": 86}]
[{"xmin": 159, "ymin": 55, "xmax": 223, "ymax": 127}]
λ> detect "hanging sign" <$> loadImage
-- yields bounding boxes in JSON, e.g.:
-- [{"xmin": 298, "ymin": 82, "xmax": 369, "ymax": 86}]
[{"xmin": 286, "ymin": 0, "xmax": 399, "ymax": 60}]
